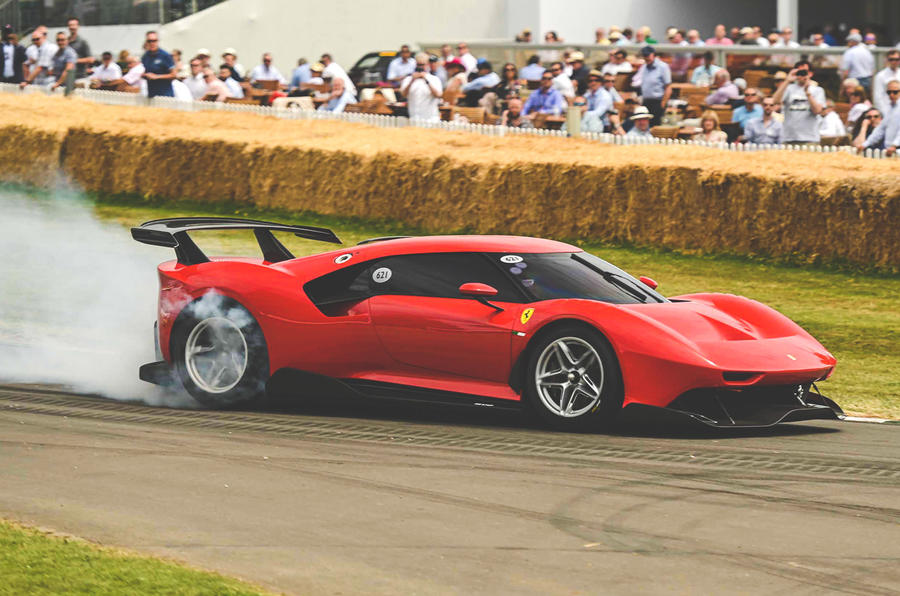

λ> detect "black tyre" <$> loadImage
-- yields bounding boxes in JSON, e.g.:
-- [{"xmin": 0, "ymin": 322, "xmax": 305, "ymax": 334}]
[
  {"xmin": 171, "ymin": 297, "xmax": 269, "ymax": 408},
  {"xmin": 523, "ymin": 324, "xmax": 623, "ymax": 430}
]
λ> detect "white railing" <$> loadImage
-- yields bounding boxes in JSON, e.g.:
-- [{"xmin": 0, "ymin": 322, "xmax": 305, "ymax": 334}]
[{"xmin": 0, "ymin": 83, "xmax": 894, "ymax": 159}]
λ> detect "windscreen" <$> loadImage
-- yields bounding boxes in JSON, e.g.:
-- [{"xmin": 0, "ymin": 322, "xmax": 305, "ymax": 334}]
[{"xmin": 489, "ymin": 252, "xmax": 667, "ymax": 304}]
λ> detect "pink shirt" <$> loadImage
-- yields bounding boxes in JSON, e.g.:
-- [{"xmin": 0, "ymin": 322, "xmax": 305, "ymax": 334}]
[{"xmin": 705, "ymin": 37, "xmax": 734, "ymax": 46}]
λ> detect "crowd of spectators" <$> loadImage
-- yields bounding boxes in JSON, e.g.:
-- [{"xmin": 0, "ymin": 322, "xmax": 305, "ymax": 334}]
[{"xmin": 2, "ymin": 19, "xmax": 899, "ymax": 154}]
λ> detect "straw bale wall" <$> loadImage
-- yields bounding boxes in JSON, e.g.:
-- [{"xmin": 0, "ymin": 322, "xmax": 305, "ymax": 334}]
[{"xmin": 1, "ymin": 94, "xmax": 898, "ymax": 270}]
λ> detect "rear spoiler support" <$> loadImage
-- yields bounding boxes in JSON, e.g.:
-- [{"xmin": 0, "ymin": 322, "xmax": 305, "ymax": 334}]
[{"xmin": 131, "ymin": 217, "xmax": 342, "ymax": 265}]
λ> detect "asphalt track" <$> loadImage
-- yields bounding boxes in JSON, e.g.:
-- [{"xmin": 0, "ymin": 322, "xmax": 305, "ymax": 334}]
[{"xmin": 1, "ymin": 384, "xmax": 899, "ymax": 595}]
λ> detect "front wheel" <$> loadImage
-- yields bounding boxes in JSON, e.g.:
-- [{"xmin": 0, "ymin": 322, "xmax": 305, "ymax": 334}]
[
  {"xmin": 171, "ymin": 297, "xmax": 269, "ymax": 408},
  {"xmin": 523, "ymin": 325, "xmax": 623, "ymax": 430}
]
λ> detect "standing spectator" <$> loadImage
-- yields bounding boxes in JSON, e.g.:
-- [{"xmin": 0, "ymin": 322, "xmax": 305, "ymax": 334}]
[
  {"xmin": 851, "ymin": 108, "xmax": 882, "ymax": 148},
  {"xmin": 686, "ymin": 29, "xmax": 704, "ymax": 46},
  {"xmin": 501, "ymin": 98, "xmax": 532, "ymax": 128},
  {"xmin": 219, "ymin": 65, "xmax": 243, "ymax": 98},
  {"xmin": 141, "ymin": 31, "xmax": 176, "ymax": 97},
  {"xmin": 428, "ymin": 55, "xmax": 446, "ymax": 85},
  {"xmin": 873, "ymin": 50, "xmax": 900, "ymax": 115},
  {"xmin": 846, "ymin": 86, "xmax": 872, "ymax": 132},
  {"xmin": 519, "ymin": 55, "xmax": 544, "ymax": 82},
  {"xmin": 601, "ymin": 49, "xmax": 632, "ymax": 76},
  {"xmin": 182, "ymin": 57, "xmax": 206, "ymax": 98},
  {"xmin": 320, "ymin": 53, "xmax": 355, "ymax": 95},
  {"xmin": 401, "ymin": 52, "xmax": 442, "ymax": 122},
  {"xmin": 626, "ymin": 106, "xmax": 654, "ymax": 138},
  {"xmin": 693, "ymin": 110, "xmax": 728, "ymax": 142},
  {"xmin": 66, "ymin": 17, "xmax": 92, "ymax": 80},
  {"xmin": 522, "ymin": 70, "xmax": 565, "ymax": 117},
  {"xmin": 818, "ymin": 100, "xmax": 846, "ymax": 137},
  {"xmin": 89, "ymin": 51, "xmax": 122, "ymax": 87},
  {"xmin": 668, "ymin": 30, "xmax": 691, "ymax": 80},
  {"xmin": 386, "ymin": 45, "xmax": 416, "ymax": 85},
  {"xmin": 810, "ymin": 33, "xmax": 838, "ymax": 69},
  {"xmin": 772, "ymin": 60, "xmax": 826, "ymax": 144},
  {"xmin": 635, "ymin": 46, "xmax": 671, "ymax": 125},
  {"xmin": 456, "ymin": 42, "xmax": 477, "ymax": 74},
  {"xmin": 549, "ymin": 60, "xmax": 575, "ymax": 102},
  {"xmin": 202, "ymin": 68, "xmax": 231, "ymax": 101},
  {"xmin": 705, "ymin": 70, "xmax": 738, "ymax": 105},
  {"xmin": 221, "ymin": 48, "xmax": 246, "ymax": 80},
  {"xmin": 317, "ymin": 77, "xmax": 356, "ymax": 113},
  {"xmin": 594, "ymin": 28, "xmax": 609, "ymax": 45},
  {"xmin": 48, "ymin": 31, "xmax": 76, "ymax": 90},
  {"xmin": 0, "ymin": 26, "xmax": 27, "ymax": 84},
  {"xmin": 841, "ymin": 33, "xmax": 875, "ymax": 91},
  {"xmin": 706, "ymin": 24, "xmax": 733, "ymax": 46},
  {"xmin": 461, "ymin": 60, "xmax": 499, "ymax": 107},
  {"xmin": 172, "ymin": 50, "xmax": 189, "ymax": 79},
  {"xmin": 744, "ymin": 96, "xmax": 783, "ymax": 144},
  {"xmin": 732, "ymin": 87, "xmax": 763, "ymax": 129},
  {"xmin": 864, "ymin": 33, "xmax": 877, "ymax": 48},
  {"xmin": 774, "ymin": 26, "xmax": 799, "ymax": 49},
  {"xmin": 21, "ymin": 30, "xmax": 56, "ymax": 87},
  {"xmin": 690, "ymin": 51, "xmax": 721, "ymax": 86},
  {"xmin": 567, "ymin": 51, "xmax": 589, "ymax": 95},
  {"xmin": 249, "ymin": 53, "xmax": 286, "ymax": 87},
  {"xmin": 289, "ymin": 58, "xmax": 310, "ymax": 91},
  {"xmin": 861, "ymin": 81, "xmax": 900, "ymax": 155}
]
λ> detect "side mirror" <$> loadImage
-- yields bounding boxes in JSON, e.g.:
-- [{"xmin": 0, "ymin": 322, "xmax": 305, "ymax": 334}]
[
  {"xmin": 639, "ymin": 276, "xmax": 658, "ymax": 290},
  {"xmin": 459, "ymin": 282, "xmax": 499, "ymax": 297}
]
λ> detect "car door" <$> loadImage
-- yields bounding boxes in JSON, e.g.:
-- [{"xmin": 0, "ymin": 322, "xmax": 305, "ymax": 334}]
[{"xmin": 366, "ymin": 253, "xmax": 525, "ymax": 383}]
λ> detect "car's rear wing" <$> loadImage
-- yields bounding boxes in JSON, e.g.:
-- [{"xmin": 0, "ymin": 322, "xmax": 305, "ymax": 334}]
[{"xmin": 131, "ymin": 217, "xmax": 342, "ymax": 265}]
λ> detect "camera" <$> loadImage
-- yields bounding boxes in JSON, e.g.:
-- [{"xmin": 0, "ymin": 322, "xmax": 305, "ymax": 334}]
[
  {"xmin": 415, "ymin": 66, "xmax": 425, "ymax": 73},
  {"xmin": 796, "ymin": 69, "xmax": 808, "ymax": 77}
]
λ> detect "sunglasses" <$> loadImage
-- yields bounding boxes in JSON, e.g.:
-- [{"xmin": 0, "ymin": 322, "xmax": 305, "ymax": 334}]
[
  {"xmin": 504, "ymin": 67, "xmax": 516, "ymax": 71},
  {"xmin": 147, "ymin": 39, "xmax": 159, "ymax": 43},
  {"xmin": 745, "ymin": 92, "xmax": 757, "ymax": 96},
  {"xmin": 541, "ymin": 76, "xmax": 553, "ymax": 81},
  {"xmin": 888, "ymin": 90, "xmax": 900, "ymax": 95}
]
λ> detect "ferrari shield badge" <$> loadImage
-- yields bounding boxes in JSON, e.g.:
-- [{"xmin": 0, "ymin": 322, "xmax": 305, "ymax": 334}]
[{"xmin": 520, "ymin": 308, "xmax": 534, "ymax": 325}]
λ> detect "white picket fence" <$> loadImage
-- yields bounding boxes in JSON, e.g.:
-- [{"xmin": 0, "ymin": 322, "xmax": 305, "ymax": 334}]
[{"xmin": 1, "ymin": 83, "xmax": 895, "ymax": 159}]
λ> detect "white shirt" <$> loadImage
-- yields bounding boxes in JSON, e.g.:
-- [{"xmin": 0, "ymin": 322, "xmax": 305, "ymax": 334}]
[
  {"xmin": 172, "ymin": 79, "xmax": 193, "ymax": 102},
  {"xmin": 223, "ymin": 76, "xmax": 243, "ymax": 98},
  {"xmin": 601, "ymin": 62, "xmax": 632, "ymax": 75},
  {"xmin": 122, "ymin": 62, "xmax": 145, "ymax": 86},
  {"xmin": 401, "ymin": 72, "xmax": 442, "ymax": 121},
  {"xmin": 841, "ymin": 44, "xmax": 874, "ymax": 79},
  {"xmin": 183, "ymin": 72, "xmax": 207, "ymax": 99},
  {"xmin": 26, "ymin": 42, "xmax": 57, "ymax": 71},
  {"xmin": 249, "ymin": 64, "xmax": 286, "ymax": 84},
  {"xmin": 873, "ymin": 67, "xmax": 900, "ymax": 114},
  {"xmin": 2, "ymin": 42, "xmax": 13, "ymax": 78},
  {"xmin": 90, "ymin": 62, "xmax": 122, "ymax": 82},
  {"xmin": 322, "ymin": 61, "xmax": 356, "ymax": 96},
  {"xmin": 458, "ymin": 52, "xmax": 477, "ymax": 74},
  {"xmin": 552, "ymin": 72, "xmax": 575, "ymax": 98},
  {"xmin": 818, "ymin": 110, "xmax": 845, "ymax": 136}
]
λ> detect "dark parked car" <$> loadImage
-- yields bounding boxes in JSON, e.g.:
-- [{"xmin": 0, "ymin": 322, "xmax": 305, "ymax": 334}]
[{"xmin": 348, "ymin": 51, "xmax": 397, "ymax": 87}]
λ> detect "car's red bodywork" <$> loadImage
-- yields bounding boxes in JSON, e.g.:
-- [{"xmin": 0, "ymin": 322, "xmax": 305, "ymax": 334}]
[{"xmin": 150, "ymin": 235, "xmax": 836, "ymax": 416}]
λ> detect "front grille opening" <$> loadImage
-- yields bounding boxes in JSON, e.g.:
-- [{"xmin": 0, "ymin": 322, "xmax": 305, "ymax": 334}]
[{"xmin": 723, "ymin": 371, "xmax": 761, "ymax": 382}]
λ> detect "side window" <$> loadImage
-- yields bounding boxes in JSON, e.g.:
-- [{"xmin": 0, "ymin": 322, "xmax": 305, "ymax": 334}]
[
  {"xmin": 368, "ymin": 253, "xmax": 523, "ymax": 302},
  {"xmin": 304, "ymin": 261, "xmax": 373, "ymax": 314}
]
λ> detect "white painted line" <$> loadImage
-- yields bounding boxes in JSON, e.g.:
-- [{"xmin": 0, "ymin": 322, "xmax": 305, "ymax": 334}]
[{"xmin": 842, "ymin": 416, "xmax": 897, "ymax": 424}]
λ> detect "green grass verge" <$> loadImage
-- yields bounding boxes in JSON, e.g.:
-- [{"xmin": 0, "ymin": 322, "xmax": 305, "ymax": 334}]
[
  {"xmin": 0, "ymin": 520, "xmax": 272, "ymax": 596},
  {"xmin": 95, "ymin": 193, "xmax": 900, "ymax": 419}
]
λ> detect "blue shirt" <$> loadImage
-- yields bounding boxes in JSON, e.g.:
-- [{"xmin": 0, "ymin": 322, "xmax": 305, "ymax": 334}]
[
  {"xmin": 519, "ymin": 63, "xmax": 545, "ymax": 81},
  {"xmin": 637, "ymin": 58, "xmax": 671, "ymax": 100},
  {"xmin": 732, "ymin": 104, "xmax": 763, "ymax": 130},
  {"xmin": 584, "ymin": 87, "xmax": 615, "ymax": 125},
  {"xmin": 290, "ymin": 63, "xmax": 311, "ymax": 88},
  {"xmin": 522, "ymin": 86, "xmax": 564, "ymax": 115},
  {"xmin": 744, "ymin": 117, "xmax": 782, "ymax": 144},
  {"xmin": 317, "ymin": 89, "xmax": 356, "ymax": 114},
  {"xmin": 864, "ymin": 100, "xmax": 900, "ymax": 149},
  {"xmin": 690, "ymin": 64, "xmax": 721, "ymax": 86},
  {"xmin": 387, "ymin": 57, "xmax": 416, "ymax": 81},
  {"xmin": 462, "ymin": 71, "xmax": 500, "ymax": 92},
  {"xmin": 141, "ymin": 48, "xmax": 175, "ymax": 97}
]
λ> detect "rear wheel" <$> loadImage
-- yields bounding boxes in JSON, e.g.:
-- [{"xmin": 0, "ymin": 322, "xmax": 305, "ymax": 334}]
[
  {"xmin": 524, "ymin": 325, "xmax": 623, "ymax": 430},
  {"xmin": 171, "ymin": 298, "xmax": 268, "ymax": 408}
]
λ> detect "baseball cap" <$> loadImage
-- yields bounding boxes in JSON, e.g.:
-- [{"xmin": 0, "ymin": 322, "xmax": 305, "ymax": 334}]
[
  {"xmin": 846, "ymin": 33, "xmax": 862, "ymax": 43},
  {"xmin": 196, "ymin": 48, "xmax": 211, "ymax": 56},
  {"xmin": 222, "ymin": 47, "xmax": 237, "ymax": 57},
  {"xmin": 640, "ymin": 46, "xmax": 655, "ymax": 57}
]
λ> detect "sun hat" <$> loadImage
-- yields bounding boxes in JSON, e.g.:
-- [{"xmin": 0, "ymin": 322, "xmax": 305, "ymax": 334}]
[{"xmin": 630, "ymin": 106, "xmax": 652, "ymax": 120}]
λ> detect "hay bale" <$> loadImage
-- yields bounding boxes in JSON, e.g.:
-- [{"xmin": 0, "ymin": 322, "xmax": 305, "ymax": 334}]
[{"xmin": 0, "ymin": 125, "xmax": 64, "ymax": 187}]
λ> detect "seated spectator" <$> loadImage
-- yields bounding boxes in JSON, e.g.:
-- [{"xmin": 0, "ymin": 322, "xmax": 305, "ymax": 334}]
[
  {"xmin": 846, "ymin": 86, "xmax": 872, "ymax": 132},
  {"xmin": 661, "ymin": 101, "xmax": 687, "ymax": 126},
  {"xmin": 686, "ymin": 29, "xmax": 704, "ymax": 46},
  {"xmin": 705, "ymin": 70, "xmax": 738, "ymax": 105},
  {"xmin": 195, "ymin": 48, "xmax": 212, "ymax": 71},
  {"xmin": 289, "ymin": 58, "xmax": 311, "ymax": 92},
  {"xmin": 731, "ymin": 87, "xmax": 763, "ymax": 130},
  {"xmin": 221, "ymin": 48, "xmax": 246, "ymax": 81},
  {"xmin": 620, "ymin": 97, "xmax": 640, "ymax": 131},
  {"xmin": 851, "ymin": 107, "xmax": 882, "ymax": 148},
  {"xmin": 172, "ymin": 49, "xmax": 189, "ymax": 79},
  {"xmin": 693, "ymin": 110, "xmax": 728, "ymax": 143},
  {"xmin": 515, "ymin": 29, "xmax": 532, "ymax": 43},
  {"xmin": 219, "ymin": 65, "xmax": 243, "ymax": 98},
  {"xmin": 601, "ymin": 73, "xmax": 623, "ymax": 104},
  {"xmin": 202, "ymin": 67, "xmax": 231, "ymax": 101},
  {"xmin": 443, "ymin": 57, "xmax": 467, "ymax": 99},
  {"xmin": 567, "ymin": 51, "xmax": 589, "ymax": 95},
  {"xmin": 626, "ymin": 106, "xmax": 653, "ymax": 138},
  {"xmin": 317, "ymin": 77, "xmax": 356, "ymax": 113},
  {"xmin": 744, "ymin": 96, "xmax": 783, "ymax": 144},
  {"xmin": 121, "ymin": 54, "xmax": 145, "ymax": 90},
  {"xmin": 461, "ymin": 60, "xmax": 500, "ymax": 106},
  {"xmin": 818, "ymin": 100, "xmax": 846, "ymax": 137},
  {"xmin": 89, "ymin": 51, "xmax": 122, "ymax": 87},
  {"xmin": 601, "ymin": 49, "xmax": 633, "ymax": 76},
  {"xmin": 308, "ymin": 62, "xmax": 325, "ymax": 85},
  {"xmin": 859, "ymin": 80, "xmax": 900, "ymax": 155},
  {"xmin": 401, "ymin": 52, "xmax": 442, "ymax": 122},
  {"xmin": 690, "ymin": 52, "xmax": 721, "ymax": 86},
  {"xmin": 387, "ymin": 44, "xmax": 416, "ymax": 85},
  {"xmin": 456, "ymin": 42, "xmax": 478, "ymax": 74},
  {"xmin": 249, "ymin": 53, "xmax": 286, "ymax": 86},
  {"xmin": 182, "ymin": 57, "xmax": 206, "ymax": 98},
  {"xmin": 706, "ymin": 24, "xmax": 733, "ymax": 46},
  {"xmin": 549, "ymin": 61, "xmax": 574, "ymax": 101},
  {"xmin": 116, "ymin": 50, "xmax": 130, "ymax": 72},
  {"xmin": 522, "ymin": 69, "xmax": 565, "ymax": 117},
  {"xmin": 501, "ymin": 97, "xmax": 533, "ymax": 128},
  {"xmin": 668, "ymin": 30, "xmax": 691, "ymax": 79}
]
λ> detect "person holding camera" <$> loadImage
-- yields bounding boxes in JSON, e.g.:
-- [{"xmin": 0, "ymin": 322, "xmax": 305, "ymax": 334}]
[
  {"xmin": 400, "ymin": 52, "xmax": 442, "ymax": 122},
  {"xmin": 772, "ymin": 59, "xmax": 825, "ymax": 145}
]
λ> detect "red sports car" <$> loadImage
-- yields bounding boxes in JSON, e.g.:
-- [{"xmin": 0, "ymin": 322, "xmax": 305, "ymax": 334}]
[{"xmin": 133, "ymin": 217, "xmax": 843, "ymax": 428}]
